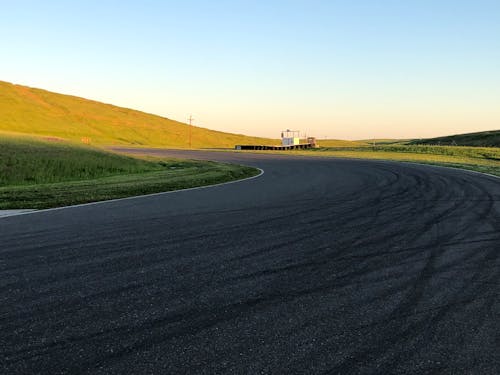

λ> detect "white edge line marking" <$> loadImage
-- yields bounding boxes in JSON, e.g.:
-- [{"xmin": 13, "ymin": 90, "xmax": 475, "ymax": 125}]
[
  {"xmin": 2, "ymin": 153, "xmax": 498, "ymax": 219},
  {"xmin": 0, "ymin": 167, "xmax": 264, "ymax": 219}
]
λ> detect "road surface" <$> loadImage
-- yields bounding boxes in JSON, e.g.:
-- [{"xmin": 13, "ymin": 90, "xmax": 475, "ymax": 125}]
[{"xmin": 1, "ymin": 150, "xmax": 499, "ymax": 374}]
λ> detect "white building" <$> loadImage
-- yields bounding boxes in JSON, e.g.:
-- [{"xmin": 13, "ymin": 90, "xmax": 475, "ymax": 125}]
[{"xmin": 281, "ymin": 130, "xmax": 300, "ymax": 146}]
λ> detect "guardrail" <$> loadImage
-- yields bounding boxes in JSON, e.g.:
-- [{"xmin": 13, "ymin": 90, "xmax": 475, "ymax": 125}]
[{"xmin": 235, "ymin": 143, "xmax": 315, "ymax": 150}]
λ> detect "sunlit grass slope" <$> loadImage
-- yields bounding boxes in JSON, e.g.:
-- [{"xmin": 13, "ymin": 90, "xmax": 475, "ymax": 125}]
[
  {"xmin": 0, "ymin": 80, "xmax": 277, "ymax": 148},
  {"xmin": 0, "ymin": 136, "xmax": 258, "ymax": 209},
  {"xmin": 409, "ymin": 130, "xmax": 500, "ymax": 147}
]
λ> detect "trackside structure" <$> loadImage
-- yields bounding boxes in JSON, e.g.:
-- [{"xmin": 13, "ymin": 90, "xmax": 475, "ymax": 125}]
[
  {"xmin": 235, "ymin": 130, "xmax": 318, "ymax": 150},
  {"xmin": 281, "ymin": 130, "xmax": 300, "ymax": 146}
]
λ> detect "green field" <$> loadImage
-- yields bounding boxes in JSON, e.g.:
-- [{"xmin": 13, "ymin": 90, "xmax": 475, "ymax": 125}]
[
  {"xmin": 0, "ymin": 136, "xmax": 259, "ymax": 209},
  {"xmin": 313, "ymin": 139, "xmax": 367, "ymax": 147},
  {"xmin": 0, "ymin": 80, "xmax": 278, "ymax": 148},
  {"xmin": 410, "ymin": 130, "xmax": 500, "ymax": 147},
  {"xmin": 286, "ymin": 133, "xmax": 500, "ymax": 177},
  {"xmin": 354, "ymin": 139, "xmax": 409, "ymax": 146},
  {"xmin": 238, "ymin": 144, "xmax": 500, "ymax": 177}
]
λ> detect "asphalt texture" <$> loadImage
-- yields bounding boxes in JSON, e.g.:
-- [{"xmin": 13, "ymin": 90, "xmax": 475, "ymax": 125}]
[
  {"xmin": 1, "ymin": 149, "xmax": 499, "ymax": 374},
  {"xmin": 0, "ymin": 210, "xmax": 37, "ymax": 218}
]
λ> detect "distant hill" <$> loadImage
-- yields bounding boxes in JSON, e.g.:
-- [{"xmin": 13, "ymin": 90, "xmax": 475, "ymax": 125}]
[
  {"xmin": 355, "ymin": 139, "xmax": 409, "ymax": 146},
  {"xmin": 0, "ymin": 80, "xmax": 277, "ymax": 148},
  {"xmin": 410, "ymin": 130, "xmax": 500, "ymax": 147},
  {"xmin": 317, "ymin": 139, "xmax": 367, "ymax": 147}
]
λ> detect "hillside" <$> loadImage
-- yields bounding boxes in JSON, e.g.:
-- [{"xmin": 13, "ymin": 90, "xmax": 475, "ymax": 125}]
[
  {"xmin": 355, "ymin": 139, "xmax": 409, "ymax": 146},
  {"xmin": 410, "ymin": 130, "xmax": 500, "ymax": 147},
  {"xmin": 316, "ymin": 139, "xmax": 368, "ymax": 147},
  {"xmin": 0, "ymin": 80, "xmax": 277, "ymax": 148}
]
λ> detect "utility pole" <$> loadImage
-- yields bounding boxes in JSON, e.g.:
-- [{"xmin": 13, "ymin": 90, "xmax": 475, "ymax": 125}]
[{"xmin": 188, "ymin": 115, "xmax": 194, "ymax": 148}]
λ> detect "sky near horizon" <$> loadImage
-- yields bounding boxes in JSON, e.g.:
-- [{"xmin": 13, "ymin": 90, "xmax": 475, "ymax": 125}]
[{"xmin": 1, "ymin": 0, "xmax": 499, "ymax": 140}]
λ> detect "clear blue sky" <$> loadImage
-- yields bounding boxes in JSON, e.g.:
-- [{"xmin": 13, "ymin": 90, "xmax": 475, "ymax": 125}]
[{"xmin": 1, "ymin": 0, "xmax": 499, "ymax": 139}]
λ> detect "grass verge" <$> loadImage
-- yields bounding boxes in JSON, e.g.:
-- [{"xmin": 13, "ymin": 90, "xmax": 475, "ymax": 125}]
[
  {"xmin": 238, "ymin": 144, "xmax": 500, "ymax": 178},
  {"xmin": 0, "ymin": 136, "xmax": 259, "ymax": 209}
]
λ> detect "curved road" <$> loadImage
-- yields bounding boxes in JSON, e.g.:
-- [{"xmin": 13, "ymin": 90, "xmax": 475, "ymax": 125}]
[{"xmin": 1, "ymin": 150, "xmax": 499, "ymax": 374}]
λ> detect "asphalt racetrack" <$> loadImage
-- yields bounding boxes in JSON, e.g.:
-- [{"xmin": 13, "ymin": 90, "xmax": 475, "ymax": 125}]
[{"xmin": 1, "ymin": 149, "xmax": 499, "ymax": 374}]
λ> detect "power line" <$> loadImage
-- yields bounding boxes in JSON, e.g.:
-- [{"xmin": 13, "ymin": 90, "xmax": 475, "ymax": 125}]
[{"xmin": 188, "ymin": 115, "xmax": 194, "ymax": 148}]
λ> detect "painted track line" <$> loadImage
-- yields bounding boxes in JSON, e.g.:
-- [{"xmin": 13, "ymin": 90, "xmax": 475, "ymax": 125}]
[{"xmin": 0, "ymin": 167, "xmax": 264, "ymax": 219}]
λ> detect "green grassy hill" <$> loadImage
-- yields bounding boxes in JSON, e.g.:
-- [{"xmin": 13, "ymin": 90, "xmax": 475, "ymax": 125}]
[
  {"xmin": 410, "ymin": 130, "xmax": 500, "ymax": 147},
  {"xmin": 0, "ymin": 80, "xmax": 277, "ymax": 148}
]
